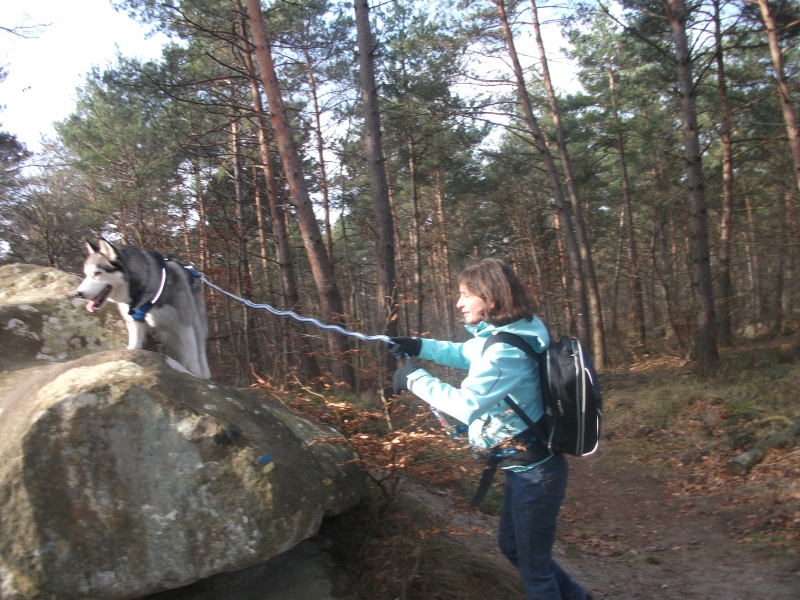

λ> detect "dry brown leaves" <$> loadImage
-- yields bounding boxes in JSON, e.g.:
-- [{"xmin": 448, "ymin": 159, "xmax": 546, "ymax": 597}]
[{"xmin": 648, "ymin": 399, "xmax": 800, "ymax": 554}]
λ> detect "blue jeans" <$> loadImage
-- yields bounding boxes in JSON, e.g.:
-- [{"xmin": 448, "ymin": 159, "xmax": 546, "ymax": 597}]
[{"xmin": 498, "ymin": 453, "xmax": 586, "ymax": 600}]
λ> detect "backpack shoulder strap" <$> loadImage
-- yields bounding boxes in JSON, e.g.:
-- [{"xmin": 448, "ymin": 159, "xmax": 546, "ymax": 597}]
[
  {"xmin": 470, "ymin": 332, "xmax": 554, "ymax": 507},
  {"xmin": 482, "ymin": 331, "xmax": 540, "ymax": 360},
  {"xmin": 481, "ymin": 332, "xmax": 548, "ymax": 441}
]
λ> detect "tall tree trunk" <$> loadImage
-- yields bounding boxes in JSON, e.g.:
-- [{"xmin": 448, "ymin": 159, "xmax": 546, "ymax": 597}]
[
  {"xmin": 610, "ymin": 203, "xmax": 626, "ymax": 335},
  {"xmin": 406, "ymin": 135, "xmax": 424, "ymax": 334},
  {"xmin": 774, "ymin": 186, "xmax": 788, "ymax": 332},
  {"xmin": 194, "ymin": 163, "xmax": 209, "ymax": 273},
  {"xmin": 713, "ymin": 0, "xmax": 735, "ymax": 346},
  {"xmin": 192, "ymin": 160, "xmax": 216, "ymax": 372},
  {"xmin": 354, "ymin": 0, "xmax": 400, "ymax": 348},
  {"xmin": 607, "ymin": 66, "xmax": 646, "ymax": 346},
  {"xmin": 529, "ymin": 228, "xmax": 551, "ymax": 328},
  {"xmin": 251, "ymin": 165, "xmax": 269, "ymax": 276},
  {"xmin": 494, "ymin": 0, "xmax": 590, "ymax": 346},
  {"xmin": 552, "ymin": 208, "xmax": 574, "ymax": 333},
  {"xmin": 230, "ymin": 118, "xmax": 254, "ymax": 376},
  {"xmin": 302, "ymin": 45, "xmax": 334, "ymax": 264},
  {"xmin": 783, "ymin": 189, "xmax": 797, "ymax": 319},
  {"xmin": 433, "ymin": 171, "xmax": 455, "ymax": 340},
  {"xmin": 742, "ymin": 184, "xmax": 763, "ymax": 321},
  {"xmin": 529, "ymin": 0, "xmax": 605, "ymax": 368},
  {"xmin": 648, "ymin": 203, "xmax": 661, "ymax": 331},
  {"xmin": 754, "ymin": 0, "xmax": 800, "ymax": 193},
  {"xmin": 238, "ymin": 4, "xmax": 322, "ymax": 382},
  {"xmin": 245, "ymin": 0, "xmax": 354, "ymax": 387},
  {"xmin": 663, "ymin": 0, "xmax": 719, "ymax": 370}
]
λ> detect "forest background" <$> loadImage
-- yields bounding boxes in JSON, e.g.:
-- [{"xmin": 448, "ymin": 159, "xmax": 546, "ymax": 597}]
[
  {"xmin": 3, "ymin": 3, "xmax": 800, "ymax": 596},
  {"xmin": 1, "ymin": 0, "xmax": 798, "ymax": 390}
]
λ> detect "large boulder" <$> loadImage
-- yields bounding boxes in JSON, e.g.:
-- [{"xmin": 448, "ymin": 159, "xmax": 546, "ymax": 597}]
[
  {"xmin": 0, "ymin": 264, "xmax": 127, "ymax": 374},
  {"xmin": 0, "ymin": 265, "xmax": 365, "ymax": 600}
]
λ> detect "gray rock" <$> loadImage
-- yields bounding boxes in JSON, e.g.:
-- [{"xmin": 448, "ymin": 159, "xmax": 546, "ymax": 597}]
[
  {"xmin": 0, "ymin": 263, "xmax": 128, "ymax": 374},
  {"xmin": 0, "ymin": 265, "xmax": 365, "ymax": 600},
  {"xmin": 142, "ymin": 537, "xmax": 358, "ymax": 600}
]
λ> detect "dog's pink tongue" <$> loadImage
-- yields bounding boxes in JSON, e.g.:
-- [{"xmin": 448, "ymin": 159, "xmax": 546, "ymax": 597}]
[{"xmin": 86, "ymin": 301, "xmax": 97, "ymax": 313}]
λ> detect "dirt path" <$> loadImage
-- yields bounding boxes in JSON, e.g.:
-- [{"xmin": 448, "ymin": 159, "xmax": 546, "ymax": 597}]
[
  {"xmin": 562, "ymin": 446, "xmax": 798, "ymax": 599},
  {"xmin": 145, "ymin": 443, "xmax": 798, "ymax": 600},
  {"xmin": 409, "ymin": 444, "xmax": 799, "ymax": 600}
]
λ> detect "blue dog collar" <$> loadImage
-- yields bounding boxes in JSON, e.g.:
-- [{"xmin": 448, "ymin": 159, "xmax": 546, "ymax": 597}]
[{"xmin": 129, "ymin": 260, "xmax": 167, "ymax": 323}]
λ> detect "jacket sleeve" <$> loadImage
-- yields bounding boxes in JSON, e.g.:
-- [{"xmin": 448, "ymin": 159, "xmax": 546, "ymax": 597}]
[
  {"xmin": 406, "ymin": 341, "xmax": 536, "ymax": 425},
  {"xmin": 417, "ymin": 338, "xmax": 471, "ymax": 369}
]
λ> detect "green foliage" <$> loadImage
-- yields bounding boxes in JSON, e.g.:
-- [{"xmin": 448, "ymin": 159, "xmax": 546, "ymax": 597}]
[
  {"xmin": 2, "ymin": 0, "xmax": 798, "ymax": 383},
  {"xmin": 0, "ymin": 131, "xmax": 30, "ymax": 207},
  {"xmin": 605, "ymin": 341, "xmax": 800, "ymax": 449},
  {"xmin": 56, "ymin": 61, "xmax": 189, "ymax": 246}
]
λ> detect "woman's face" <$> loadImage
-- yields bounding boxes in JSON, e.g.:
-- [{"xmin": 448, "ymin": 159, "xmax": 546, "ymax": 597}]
[{"xmin": 457, "ymin": 284, "xmax": 489, "ymax": 325}]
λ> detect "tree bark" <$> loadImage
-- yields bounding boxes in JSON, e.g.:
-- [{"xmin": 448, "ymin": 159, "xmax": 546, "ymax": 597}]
[
  {"xmin": 773, "ymin": 187, "xmax": 788, "ymax": 332},
  {"xmin": 754, "ymin": 0, "xmax": 800, "ymax": 193},
  {"xmin": 354, "ymin": 0, "xmax": 400, "ymax": 347},
  {"xmin": 727, "ymin": 416, "xmax": 800, "ymax": 477},
  {"xmin": 494, "ymin": 0, "xmax": 590, "ymax": 346},
  {"xmin": 406, "ymin": 135, "xmax": 424, "ymax": 334},
  {"xmin": 238, "ymin": 3, "xmax": 321, "ymax": 381},
  {"xmin": 251, "ymin": 165, "xmax": 269, "ymax": 276},
  {"xmin": 663, "ymin": 0, "xmax": 719, "ymax": 371},
  {"xmin": 302, "ymin": 44, "xmax": 334, "ymax": 264},
  {"xmin": 743, "ymin": 184, "xmax": 763, "ymax": 321},
  {"xmin": 529, "ymin": 0, "xmax": 606, "ymax": 369},
  {"xmin": 245, "ymin": 0, "xmax": 354, "ymax": 387},
  {"xmin": 607, "ymin": 66, "xmax": 646, "ymax": 346},
  {"xmin": 433, "ymin": 171, "xmax": 455, "ymax": 340},
  {"xmin": 780, "ymin": 189, "xmax": 796, "ymax": 322},
  {"xmin": 230, "ymin": 118, "xmax": 255, "ymax": 375},
  {"xmin": 713, "ymin": 0, "xmax": 735, "ymax": 346},
  {"xmin": 609, "ymin": 203, "xmax": 626, "ymax": 335}
]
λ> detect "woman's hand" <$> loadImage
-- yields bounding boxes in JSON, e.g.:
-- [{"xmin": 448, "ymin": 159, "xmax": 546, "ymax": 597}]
[
  {"xmin": 392, "ymin": 364, "xmax": 419, "ymax": 394},
  {"xmin": 388, "ymin": 337, "xmax": 421, "ymax": 358}
]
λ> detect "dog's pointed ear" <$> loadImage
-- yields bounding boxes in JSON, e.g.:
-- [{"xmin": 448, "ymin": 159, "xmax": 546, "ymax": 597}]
[
  {"xmin": 85, "ymin": 240, "xmax": 100, "ymax": 255},
  {"xmin": 98, "ymin": 238, "xmax": 118, "ymax": 261}
]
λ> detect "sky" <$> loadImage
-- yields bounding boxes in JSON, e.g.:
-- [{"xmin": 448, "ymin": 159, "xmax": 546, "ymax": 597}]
[
  {"xmin": 0, "ymin": 0, "xmax": 168, "ymax": 153},
  {"xmin": 0, "ymin": 1, "xmax": 579, "ymax": 156}
]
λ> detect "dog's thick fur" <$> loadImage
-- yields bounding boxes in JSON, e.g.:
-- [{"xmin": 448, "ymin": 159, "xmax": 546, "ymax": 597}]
[{"xmin": 76, "ymin": 239, "xmax": 211, "ymax": 379}]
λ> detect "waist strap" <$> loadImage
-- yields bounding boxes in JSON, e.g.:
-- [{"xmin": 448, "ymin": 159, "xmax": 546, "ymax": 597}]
[{"xmin": 470, "ymin": 436, "xmax": 553, "ymax": 507}]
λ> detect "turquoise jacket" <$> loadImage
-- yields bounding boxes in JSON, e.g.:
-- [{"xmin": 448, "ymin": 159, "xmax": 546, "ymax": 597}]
[{"xmin": 405, "ymin": 316, "xmax": 549, "ymax": 451}]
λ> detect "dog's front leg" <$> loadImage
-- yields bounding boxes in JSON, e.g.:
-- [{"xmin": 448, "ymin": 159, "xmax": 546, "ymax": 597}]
[
  {"xmin": 126, "ymin": 319, "xmax": 148, "ymax": 349},
  {"xmin": 118, "ymin": 304, "xmax": 148, "ymax": 349}
]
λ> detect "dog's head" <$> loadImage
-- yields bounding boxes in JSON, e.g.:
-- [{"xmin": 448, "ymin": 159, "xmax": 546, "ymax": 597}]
[{"xmin": 75, "ymin": 239, "xmax": 127, "ymax": 312}]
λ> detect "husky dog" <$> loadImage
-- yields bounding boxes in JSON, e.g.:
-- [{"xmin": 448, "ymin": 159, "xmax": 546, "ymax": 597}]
[{"xmin": 76, "ymin": 238, "xmax": 211, "ymax": 379}]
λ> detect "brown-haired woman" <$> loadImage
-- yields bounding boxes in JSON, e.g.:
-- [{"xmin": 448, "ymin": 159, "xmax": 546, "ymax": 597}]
[{"xmin": 389, "ymin": 258, "xmax": 590, "ymax": 600}]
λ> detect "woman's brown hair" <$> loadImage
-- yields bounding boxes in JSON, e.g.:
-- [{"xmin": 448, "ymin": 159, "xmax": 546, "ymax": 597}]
[{"xmin": 457, "ymin": 258, "xmax": 537, "ymax": 326}]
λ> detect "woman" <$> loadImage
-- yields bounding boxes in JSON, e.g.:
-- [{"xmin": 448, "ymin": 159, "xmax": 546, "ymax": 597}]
[{"xmin": 389, "ymin": 258, "xmax": 590, "ymax": 600}]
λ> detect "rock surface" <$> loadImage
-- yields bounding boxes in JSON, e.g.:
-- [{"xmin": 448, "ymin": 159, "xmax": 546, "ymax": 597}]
[
  {"xmin": 0, "ymin": 265, "xmax": 365, "ymax": 600},
  {"xmin": 0, "ymin": 263, "xmax": 127, "ymax": 374},
  {"xmin": 141, "ymin": 536, "xmax": 358, "ymax": 600}
]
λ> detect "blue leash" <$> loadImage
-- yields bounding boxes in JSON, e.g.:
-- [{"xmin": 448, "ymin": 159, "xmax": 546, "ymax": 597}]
[
  {"xmin": 194, "ymin": 270, "xmax": 390, "ymax": 343},
  {"xmin": 195, "ymin": 268, "xmax": 460, "ymax": 434}
]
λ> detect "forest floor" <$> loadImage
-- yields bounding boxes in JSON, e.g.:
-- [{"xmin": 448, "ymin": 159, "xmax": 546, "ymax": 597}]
[
  {"xmin": 345, "ymin": 340, "xmax": 800, "ymax": 599},
  {"xmin": 561, "ymin": 440, "xmax": 798, "ymax": 599},
  {"xmin": 393, "ymin": 431, "xmax": 799, "ymax": 600},
  {"xmin": 146, "ymin": 338, "xmax": 800, "ymax": 600}
]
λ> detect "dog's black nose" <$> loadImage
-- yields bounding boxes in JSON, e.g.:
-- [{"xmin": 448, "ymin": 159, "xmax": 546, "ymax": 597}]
[{"xmin": 75, "ymin": 291, "xmax": 84, "ymax": 299}]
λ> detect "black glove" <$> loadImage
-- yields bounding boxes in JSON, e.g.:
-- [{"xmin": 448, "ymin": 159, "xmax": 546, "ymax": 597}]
[
  {"xmin": 392, "ymin": 364, "xmax": 420, "ymax": 394},
  {"xmin": 388, "ymin": 336, "xmax": 422, "ymax": 359}
]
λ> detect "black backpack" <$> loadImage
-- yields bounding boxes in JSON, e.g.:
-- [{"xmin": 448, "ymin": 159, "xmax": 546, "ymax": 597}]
[{"xmin": 483, "ymin": 332, "xmax": 602, "ymax": 457}]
